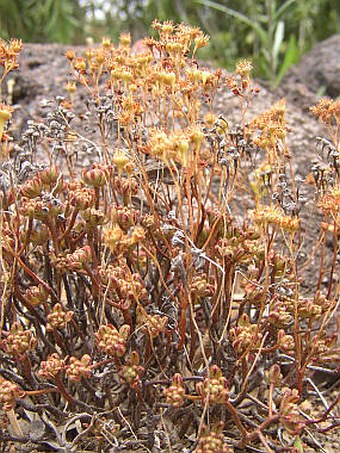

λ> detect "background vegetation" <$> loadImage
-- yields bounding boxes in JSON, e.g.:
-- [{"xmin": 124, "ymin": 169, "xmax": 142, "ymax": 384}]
[{"xmin": 0, "ymin": 0, "xmax": 339, "ymax": 83}]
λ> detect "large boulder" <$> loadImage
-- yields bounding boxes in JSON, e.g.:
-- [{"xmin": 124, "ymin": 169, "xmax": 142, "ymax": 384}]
[{"xmin": 284, "ymin": 34, "xmax": 340, "ymax": 98}]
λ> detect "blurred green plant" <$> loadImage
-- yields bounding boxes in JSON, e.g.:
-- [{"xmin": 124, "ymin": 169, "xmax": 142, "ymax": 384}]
[
  {"xmin": 122, "ymin": 0, "xmax": 339, "ymax": 84},
  {"xmin": 195, "ymin": 0, "xmax": 338, "ymax": 85},
  {"xmin": 0, "ymin": 0, "xmax": 339, "ymax": 83},
  {"xmin": 0, "ymin": 0, "xmax": 87, "ymax": 43}
]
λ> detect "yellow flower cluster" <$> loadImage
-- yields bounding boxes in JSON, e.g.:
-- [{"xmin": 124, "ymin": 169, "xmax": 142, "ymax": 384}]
[
  {"xmin": 310, "ymin": 98, "xmax": 340, "ymax": 126},
  {"xmin": 250, "ymin": 99, "xmax": 287, "ymax": 162},
  {"xmin": 319, "ymin": 184, "xmax": 340, "ymax": 222},
  {"xmin": 0, "ymin": 38, "xmax": 23, "ymax": 77},
  {"xmin": 251, "ymin": 204, "xmax": 300, "ymax": 233}
]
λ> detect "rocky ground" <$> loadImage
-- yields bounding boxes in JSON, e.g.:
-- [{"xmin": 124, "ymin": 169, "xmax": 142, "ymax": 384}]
[{"xmin": 2, "ymin": 35, "xmax": 339, "ymax": 452}]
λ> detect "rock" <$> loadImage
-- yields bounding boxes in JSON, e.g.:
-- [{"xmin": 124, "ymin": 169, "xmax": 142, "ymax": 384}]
[{"xmin": 284, "ymin": 34, "xmax": 340, "ymax": 98}]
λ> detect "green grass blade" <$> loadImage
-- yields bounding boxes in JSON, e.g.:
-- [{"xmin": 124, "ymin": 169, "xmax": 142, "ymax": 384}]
[
  {"xmin": 275, "ymin": 0, "xmax": 296, "ymax": 22},
  {"xmin": 195, "ymin": 0, "xmax": 268, "ymax": 45},
  {"xmin": 272, "ymin": 20, "xmax": 285, "ymax": 67},
  {"xmin": 275, "ymin": 34, "xmax": 299, "ymax": 86}
]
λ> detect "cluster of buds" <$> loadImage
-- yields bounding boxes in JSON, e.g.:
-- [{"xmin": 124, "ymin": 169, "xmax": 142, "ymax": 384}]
[
  {"xmin": 298, "ymin": 291, "xmax": 334, "ymax": 320},
  {"xmin": 119, "ymin": 32, "xmax": 132, "ymax": 50},
  {"xmin": 298, "ymin": 298, "xmax": 323, "ymax": 319},
  {"xmin": 66, "ymin": 355, "xmax": 92, "ymax": 382},
  {"xmin": 279, "ymin": 388, "xmax": 305, "ymax": 434},
  {"xmin": 118, "ymin": 351, "xmax": 144, "ymax": 388},
  {"xmin": 196, "ymin": 365, "xmax": 229, "ymax": 404},
  {"xmin": 84, "ymin": 47, "xmax": 106, "ymax": 74},
  {"xmin": 266, "ymin": 364, "xmax": 283, "ymax": 386},
  {"xmin": 56, "ymin": 246, "xmax": 92, "ymax": 272},
  {"xmin": 186, "ymin": 68, "xmax": 219, "ymax": 91},
  {"xmin": 310, "ymin": 332, "xmax": 337, "ymax": 357},
  {"xmin": 0, "ymin": 378, "xmax": 25, "ymax": 412},
  {"xmin": 215, "ymin": 233, "xmax": 260, "ymax": 266},
  {"xmin": 229, "ymin": 314, "xmax": 262, "ymax": 354},
  {"xmin": 268, "ymin": 299, "xmax": 293, "ymax": 327},
  {"xmin": 39, "ymin": 165, "xmax": 63, "ymax": 188},
  {"xmin": 82, "ymin": 207, "xmax": 107, "ymax": 227},
  {"xmin": 251, "ymin": 204, "xmax": 300, "ymax": 233},
  {"xmin": 20, "ymin": 175, "xmax": 44, "ymax": 198},
  {"xmin": 154, "ymin": 68, "xmax": 177, "ymax": 93},
  {"xmin": 46, "ymin": 303, "xmax": 74, "ymax": 331},
  {"xmin": 1, "ymin": 322, "xmax": 37, "ymax": 358},
  {"xmin": 196, "ymin": 423, "xmax": 229, "ymax": 453},
  {"xmin": 114, "ymin": 177, "xmax": 139, "ymax": 198},
  {"xmin": 66, "ymin": 48, "xmax": 94, "ymax": 87},
  {"xmin": 0, "ymin": 38, "xmax": 23, "ymax": 72},
  {"xmin": 149, "ymin": 20, "xmax": 209, "ymax": 60},
  {"xmin": 111, "ymin": 206, "xmax": 139, "ymax": 231},
  {"xmin": 146, "ymin": 127, "xmax": 209, "ymax": 168},
  {"xmin": 99, "ymin": 262, "xmax": 126, "ymax": 286},
  {"xmin": 137, "ymin": 308, "xmax": 168, "ymax": 339},
  {"xmin": 119, "ymin": 272, "xmax": 148, "ymax": 303},
  {"xmin": 65, "ymin": 80, "xmax": 76, "ymax": 103},
  {"xmin": 244, "ymin": 283, "xmax": 267, "ymax": 308},
  {"xmin": 95, "ymin": 324, "xmax": 130, "ymax": 357},
  {"xmin": 164, "ymin": 373, "xmax": 186, "ymax": 408},
  {"xmin": 20, "ymin": 195, "xmax": 64, "ymax": 220},
  {"xmin": 319, "ymin": 184, "xmax": 340, "ymax": 217},
  {"xmin": 277, "ymin": 329, "xmax": 295, "ymax": 352},
  {"xmin": 72, "ymin": 55, "xmax": 86, "ymax": 74},
  {"xmin": 190, "ymin": 273, "xmax": 215, "ymax": 300},
  {"xmin": 99, "ymin": 264, "xmax": 148, "ymax": 307},
  {"xmin": 310, "ymin": 98, "xmax": 340, "ymax": 128},
  {"xmin": 250, "ymin": 99, "xmax": 287, "ymax": 158},
  {"xmin": 117, "ymin": 93, "xmax": 144, "ymax": 125},
  {"xmin": 82, "ymin": 164, "xmax": 109, "ymax": 187},
  {"xmin": 25, "ymin": 284, "xmax": 49, "ymax": 307},
  {"xmin": 103, "ymin": 224, "xmax": 128, "ymax": 253},
  {"xmin": 130, "ymin": 226, "xmax": 146, "ymax": 245},
  {"xmin": 226, "ymin": 58, "xmax": 257, "ymax": 98},
  {"xmin": 69, "ymin": 184, "xmax": 95, "ymax": 211},
  {"xmin": 147, "ymin": 129, "xmax": 174, "ymax": 161},
  {"xmin": 37, "ymin": 353, "xmax": 65, "ymax": 380},
  {"xmin": 110, "ymin": 67, "xmax": 134, "ymax": 88},
  {"xmin": 170, "ymin": 130, "xmax": 193, "ymax": 167},
  {"xmin": 267, "ymin": 251, "xmax": 292, "ymax": 278},
  {"xmin": 20, "ymin": 166, "xmax": 63, "ymax": 198}
]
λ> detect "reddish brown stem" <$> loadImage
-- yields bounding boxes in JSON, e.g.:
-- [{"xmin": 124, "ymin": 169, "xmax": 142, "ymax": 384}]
[
  {"xmin": 54, "ymin": 375, "xmax": 74, "ymax": 407},
  {"xmin": 178, "ymin": 287, "xmax": 188, "ymax": 350}
]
